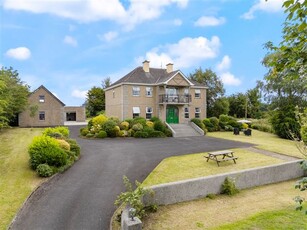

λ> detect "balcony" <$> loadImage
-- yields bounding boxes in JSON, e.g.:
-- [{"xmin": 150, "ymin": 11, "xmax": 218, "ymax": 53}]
[{"xmin": 159, "ymin": 94, "xmax": 191, "ymax": 104}]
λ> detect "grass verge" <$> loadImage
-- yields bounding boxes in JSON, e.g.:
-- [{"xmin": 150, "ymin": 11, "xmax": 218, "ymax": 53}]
[
  {"xmin": 207, "ymin": 130, "xmax": 302, "ymax": 158},
  {"xmin": 0, "ymin": 128, "xmax": 44, "ymax": 230},
  {"xmin": 142, "ymin": 180, "xmax": 306, "ymax": 230},
  {"xmin": 142, "ymin": 148, "xmax": 284, "ymax": 187}
]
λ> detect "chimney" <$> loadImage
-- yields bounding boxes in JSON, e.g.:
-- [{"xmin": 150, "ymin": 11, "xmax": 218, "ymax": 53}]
[
  {"xmin": 143, "ymin": 60, "xmax": 150, "ymax": 72},
  {"xmin": 166, "ymin": 63, "xmax": 173, "ymax": 73}
]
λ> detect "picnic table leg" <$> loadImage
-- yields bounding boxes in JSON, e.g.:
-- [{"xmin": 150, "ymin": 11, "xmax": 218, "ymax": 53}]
[{"xmin": 215, "ymin": 156, "xmax": 220, "ymax": 166}]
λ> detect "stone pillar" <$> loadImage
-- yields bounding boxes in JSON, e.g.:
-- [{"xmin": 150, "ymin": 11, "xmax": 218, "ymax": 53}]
[{"xmin": 121, "ymin": 208, "xmax": 142, "ymax": 230}]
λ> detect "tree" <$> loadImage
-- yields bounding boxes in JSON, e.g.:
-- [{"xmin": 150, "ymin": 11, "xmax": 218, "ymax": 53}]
[
  {"xmin": 228, "ymin": 93, "xmax": 247, "ymax": 118},
  {"xmin": 210, "ymin": 97, "xmax": 229, "ymax": 118},
  {"xmin": 29, "ymin": 104, "xmax": 39, "ymax": 128},
  {"xmin": 247, "ymin": 87, "xmax": 262, "ymax": 118},
  {"xmin": 86, "ymin": 86, "xmax": 105, "ymax": 117},
  {"xmin": 102, "ymin": 77, "xmax": 111, "ymax": 89},
  {"xmin": 0, "ymin": 67, "xmax": 29, "ymax": 127},
  {"xmin": 189, "ymin": 68, "xmax": 225, "ymax": 117}
]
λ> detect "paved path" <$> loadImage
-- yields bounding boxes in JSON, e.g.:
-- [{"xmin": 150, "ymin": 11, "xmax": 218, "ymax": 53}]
[{"xmin": 11, "ymin": 126, "xmax": 254, "ymax": 230}]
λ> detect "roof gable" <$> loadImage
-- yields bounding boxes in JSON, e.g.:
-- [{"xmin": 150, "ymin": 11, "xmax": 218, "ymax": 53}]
[{"xmin": 31, "ymin": 85, "xmax": 65, "ymax": 106}]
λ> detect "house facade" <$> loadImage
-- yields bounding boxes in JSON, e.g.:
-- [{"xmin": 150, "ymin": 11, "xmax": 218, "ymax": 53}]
[
  {"xmin": 105, "ymin": 61, "xmax": 207, "ymax": 124},
  {"xmin": 19, "ymin": 85, "xmax": 85, "ymax": 127}
]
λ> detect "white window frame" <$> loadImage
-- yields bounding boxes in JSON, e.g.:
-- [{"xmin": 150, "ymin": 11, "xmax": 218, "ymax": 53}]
[
  {"xmin": 184, "ymin": 107, "xmax": 189, "ymax": 119},
  {"xmin": 132, "ymin": 86, "xmax": 140, "ymax": 96},
  {"xmin": 39, "ymin": 95, "xmax": 45, "ymax": 103},
  {"xmin": 39, "ymin": 111, "xmax": 45, "ymax": 121},
  {"xmin": 146, "ymin": 87, "xmax": 153, "ymax": 97},
  {"xmin": 132, "ymin": 107, "xmax": 140, "ymax": 118},
  {"xmin": 195, "ymin": 89, "xmax": 201, "ymax": 99},
  {"xmin": 195, "ymin": 107, "xmax": 201, "ymax": 118},
  {"xmin": 146, "ymin": 107, "xmax": 153, "ymax": 119}
]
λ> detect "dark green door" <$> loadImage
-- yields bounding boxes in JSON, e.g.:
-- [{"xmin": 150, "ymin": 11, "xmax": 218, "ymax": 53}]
[{"xmin": 166, "ymin": 106, "xmax": 179, "ymax": 124}]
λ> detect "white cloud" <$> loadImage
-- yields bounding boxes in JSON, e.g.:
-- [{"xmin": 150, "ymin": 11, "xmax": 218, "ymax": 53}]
[
  {"xmin": 5, "ymin": 47, "xmax": 31, "ymax": 60},
  {"xmin": 72, "ymin": 89, "xmax": 88, "ymax": 99},
  {"xmin": 137, "ymin": 36, "xmax": 220, "ymax": 69},
  {"xmin": 194, "ymin": 16, "xmax": 226, "ymax": 27},
  {"xmin": 63, "ymin": 35, "xmax": 78, "ymax": 47},
  {"xmin": 100, "ymin": 31, "xmax": 118, "ymax": 42},
  {"xmin": 216, "ymin": 55, "xmax": 231, "ymax": 72},
  {"xmin": 3, "ymin": 0, "xmax": 189, "ymax": 30},
  {"xmin": 173, "ymin": 18, "xmax": 182, "ymax": 26},
  {"xmin": 220, "ymin": 72, "xmax": 241, "ymax": 86},
  {"xmin": 241, "ymin": 0, "xmax": 284, "ymax": 20}
]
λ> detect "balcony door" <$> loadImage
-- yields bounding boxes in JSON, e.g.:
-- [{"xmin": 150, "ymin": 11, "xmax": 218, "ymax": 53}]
[{"xmin": 166, "ymin": 105, "xmax": 179, "ymax": 124}]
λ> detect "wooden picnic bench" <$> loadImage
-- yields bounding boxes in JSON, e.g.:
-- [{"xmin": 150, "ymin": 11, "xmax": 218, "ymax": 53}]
[{"xmin": 204, "ymin": 150, "xmax": 238, "ymax": 166}]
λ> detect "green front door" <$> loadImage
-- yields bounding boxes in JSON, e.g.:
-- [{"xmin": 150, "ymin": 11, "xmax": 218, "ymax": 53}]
[{"xmin": 166, "ymin": 106, "xmax": 179, "ymax": 124}]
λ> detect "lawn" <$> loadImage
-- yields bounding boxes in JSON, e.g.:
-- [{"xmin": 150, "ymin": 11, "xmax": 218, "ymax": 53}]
[
  {"xmin": 142, "ymin": 148, "xmax": 285, "ymax": 187},
  {"xmin": 142, "ymin": 180, "xmax": 306, "ymax": 230},
  {"xmin": 0, "ymin": 128, "xmax": 44, "ymax": 230},
  {"xmin": 207, "ymin": 130, "xmax": 303, "ymax": 158}
]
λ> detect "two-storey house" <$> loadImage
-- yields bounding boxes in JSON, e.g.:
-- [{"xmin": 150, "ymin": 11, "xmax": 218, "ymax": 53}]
[{"xmin": 105, "ymin": 61, "xmax": 207, "ymax": 124}]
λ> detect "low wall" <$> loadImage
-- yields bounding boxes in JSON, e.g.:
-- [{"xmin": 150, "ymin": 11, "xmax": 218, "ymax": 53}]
[{"xmin": 144, "ymin": 160, "xmax": 306, "ymax": 206}]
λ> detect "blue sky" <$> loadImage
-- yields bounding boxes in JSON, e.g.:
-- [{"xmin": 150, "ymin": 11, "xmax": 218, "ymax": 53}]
[{"xmin": 1, "ymin": 0, "xmax": 286, "ymax": 106}]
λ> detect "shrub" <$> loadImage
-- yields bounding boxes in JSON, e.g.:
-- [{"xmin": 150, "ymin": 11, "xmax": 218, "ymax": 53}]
[
  {"xmin": 124, "ymin": 118, "xmax": 133, "ymax": 128},
  {"xmin": 87, "ymin": 119, "xmax": 93, "ymax": 129},
  {"xmin": 209, "ymin": 117, "xmax": 219, "ymax": 131},
  {"xmin": 301, "ymin": 126, "xmax": 307, "ymax": 144},
  {"xmin": 108, "ymin": 117, "xmax": 120, "ymax": 125},
  {"xmin": 86, "ymin": 133, "xmax": 95, "ymax": 138},
  {"xmin": 118, "ymin": 130, "xmax": 128, "ymax": 137},
  {"xmin": 148, "ymin": 131, "xmax": 166, "ymax": 138},
  {"xmin": 228, "ymin": 120, "xmax": 241, "ymax": 129},
  {"xmin": 154, "ymin": 120, "xmax": 166, "ymax": 132},
  {"xmin": 46, "ymin": 132, "xmax": 63, "ymax": 139},
  {"xmin": 206, "ymin": 193, "xmax": 216, "ymax": 199},
  {"xmin": 96, "ymin": 130, "xmax": 107, "ymax": 138},
  {"xmin": 224, "ymin": 125, "xmax": 234, "ymax": 131},
  {"xmin": 28, "ymin": 135, "xmax": 68, "ymax": 170},
  {"xmin": 80, "ymin": 127, "xmax": 89, "ymax": 136},
  {"xmin": 90, "ymin": 124, "xmax": 102, "ymax": 134},
  {"xmin": 150, "ymin": 116, "xmax": 161, "ymax": 123},
  {"xmin": 128, "ymin": 129, "xmax": 135, "ymax": 137},
  {"xmin": 56, "ymin": 139, "xmax": 70, "ymax": 151},
  {"xmin": 92, "ymin": 114, "xmax": 108, "ymax": 126},
  {"xmin": 221, "ymin": 177, "xmax": 239, "ymax": 196},
  {"xmin": 242, "ymin": 123, "xmax": 249, "ymax": 129},
  {"xmin": 102, "ymin": 120, "xmax": 117, "ymax": 137},
  {"xmin": 120, "ymin": 121, "xmax": 130, "ymax": 130},
  {"xmin": 146, "ymin": 121, "xmax": 154, "ymax": 128},
  {"xmin": 65, "ymin": 139, "xmax": 80, "ymax": 157},
  {"xmin": 131, "ymin": 117, "xmax": 147, "ymax": 127},
  {"xmin": 134, "ymin": 131, "xmax": 149, "ymax": 138},
  {"xmin": 191, "ymin": 118, "xmax": 206, "ymax": 131},
  {"xmin": 36, "ymin": 164, "xmax": 54, "ymax": 177},
  {"xmin": 203, "ymin": 118, "xmax": 215, "ymax": 132},
  {"xmin": 132, "ymin": 123, "xmax": 143, "ymax": 131},
  {"xmin": 219, "ymin": 114, "xmax": 230, "ymax": 123},
  {"xmin": 164, "ymin": 129, "xmax": 173, "ymax": 137},
  {"xmin": 43, "ymin": 126, "xmax": 69, "ymax": 138}
]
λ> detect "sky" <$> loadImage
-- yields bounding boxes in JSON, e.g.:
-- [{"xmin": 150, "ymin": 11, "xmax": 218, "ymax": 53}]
[{"xmin": 1, "ymin": 0, "xmax": 287, "ymax": 106}]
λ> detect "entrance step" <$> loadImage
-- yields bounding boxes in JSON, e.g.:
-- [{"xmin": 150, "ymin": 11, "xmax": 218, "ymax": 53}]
[{"xmin": 169, "ymin": 123, "xmax": 203, "ymax": 138}]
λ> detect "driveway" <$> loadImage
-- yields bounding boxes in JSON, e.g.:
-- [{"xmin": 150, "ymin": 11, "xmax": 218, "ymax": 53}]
[{"xmin": 10, "ymin": 126, "xmax": 253, "ymax": 230}]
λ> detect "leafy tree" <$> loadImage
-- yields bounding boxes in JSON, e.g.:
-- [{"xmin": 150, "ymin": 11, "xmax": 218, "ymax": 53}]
[
  {"xmin": 29, "ymin": 104, "xmax": 39, "ymax": 128},
  {"xmin": 0, "ymin": 67, "xmax": 29, "ymax": 127},
  {"xmin": 210, "ymin": 97, "xmax": 229, "ymax": 118},
  {"xmin": 86, "ymin": 86, "xmax": 105, "ymax": 117},
  {"xmin": 228, "ymin": 93, "xmax": 247, "ymax": 118},
  {"xmin": 247, "ymin": 87, "xmax": 262, "ymax": 118},
  {"xmin": 102, "ymin": 77, "xmax": 111, "ymax": 89},
  {"xmin": 189, "ymin": 68, "xmax": 225, "ymax": 117}
]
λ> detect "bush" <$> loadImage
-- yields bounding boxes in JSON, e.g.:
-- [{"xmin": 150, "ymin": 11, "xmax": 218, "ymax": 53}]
[
  {"xmin": 219, "ymin": 114, "xmax": 230, "ymax": 123},
  {"xmin": 96, "ymin": 130, "xmax": 107, "ymax": 138},
  {"xmin": 86, "ymin": 133, "xmax": 95, "ymax": 138},
  {"xmin": 221, "ymin": 177, "xmax": 239, "ymax": 196},
  {"xmin": 118, "ymin": 130, "xmax": 129, "ymax": 137},
  {"xmin": 124, "ymin": 118, "xmax": 133, "ymax": 128},
  {"xmin": 301, "ymin": 126, "xmax": 307, "ymax": 144},
  {"xmin": 119, "ymin": 121, "xmax": 130, "ymax": 130},
  {"xmin": 134, "ymin": 131, "xmax": 149, "ymax": 138},
  {"xmin": 242, "ymin": 123, "xmax": 249, "ymax": 129},
  {"xmin": 228, "ymin": 120, "xmax": 241, "ymax": 129},
  {"xmin": 146, "ymin": 121, "xmax": 154, "ymax": 128},
  {"xmin": 164, "ymin": 129, "xmax": 173, "ymax": 137},
  {"xmin": 102, "ymin": 120, "xmax": 117, "ymax": 137},
  {"xmin": 191, "ymin": 118, "xmax": 206, "ymax": 131},
  {"xmin": 131, "ymin": 117, "xmax": 147, "ymax": 127},
  {"xmin": 209, "ymin": 117, "xmax": 219, "ymax": 131},
  {"xmin": 203, "ymin": 118, "xmax": 215, "ymax": 132},
  {"xmin": 154, "ymin": 120, "xmax": 166, "ymax": 132},
  {"xmin": 108, "ymin": 117, "xmax": 120, "ymax": 125},
  {"xmin": 92, "ymin": 114, "xmax": 108, "ymax": 127},
  {"xmin": 36, "ymin": 164, "xmax": 54, "ymax": 177},
  {"xmin": 46, "ymin": 132, "xmax": 63, "ymax": 139},
  {"xmin": 80, "ymin": 127, "xmax": 89, "ymax": 136},
  {"xmin": 43, "ymin": 127, "xmax": 69, "ymax": 138},
  {"xmin": 28, "ymin": 135, "xmax": 68, "ymax": 170},
  {"xmin": 89, "ymin": 124, "xmax": 102, "ymax": 134},
  {"xmin": 148, "ymin": 131, "xmax": 166, "ymax": 138},
  {"xmin": 132, "ymin": 123, "xmax": 143, "ymax": 131},
  {"xmin": 224, "ymin": 125, "xmax": 234, "ymax": 131},
  {"xmin": 150, "ymin": 116, "xmax": 161, "ymax": 123},
  {"xmin": 65, "ymin": 139, "xmax": 80, "ymax": 157},
  {"xmin": 56, "ymin": 139, "xmax": 70, "ymax": 151},
  {"xmin": 128, "ymin": 129, "xmax": 135, "ymax": 137}
]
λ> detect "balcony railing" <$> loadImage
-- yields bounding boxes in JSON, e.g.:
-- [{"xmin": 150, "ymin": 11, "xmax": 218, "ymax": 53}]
[{"xmin": 159, "ymin": 94, "xmax": 191, "ymax": 104}]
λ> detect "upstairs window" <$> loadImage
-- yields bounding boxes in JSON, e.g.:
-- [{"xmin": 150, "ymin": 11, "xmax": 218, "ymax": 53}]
[
  {"xmin": 195, "ymin": 89, "xmax": 201, "ymax": 99},
  {"xmin": 146, "ymin": 87, "xmax": 153, "ymax": 97},
  {"xmin": 195, "ymin": 107, "xmax": 200, "ymax": 118},
  {"xmin": 133, "ymin": 107, "xmax": 140, "ymax": 118},
  {"xmin": 146, "ymin": 107, "xmax": 153, "ymax": 119},
  {"xmin": 39, "ymin": 95, "xmax": 45, "ymax": 103},
  {"xmin": 184, "ymin": 107, "xmax": 189, "ymax": 119},
  {"xmin": 39, "ymin": 111, "xmax": 45, "ymax": 121},
  {"xmin": 132, "ymin": 86, "xmax": 140, "ymax": 96}
]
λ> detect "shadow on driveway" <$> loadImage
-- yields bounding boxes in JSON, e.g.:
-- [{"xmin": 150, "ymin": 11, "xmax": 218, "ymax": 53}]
[{"xmin": 10, "ymin": 126, "xmax": 254, "ymax": 230}]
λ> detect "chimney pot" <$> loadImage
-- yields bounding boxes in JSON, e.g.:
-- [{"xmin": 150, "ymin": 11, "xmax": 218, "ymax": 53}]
[
  {"xmin": 166, "ymin": 63, "xmax": 173, "ymax": 73},
  {"xmin": 143, "ymin": 60, "xmax": 150, "ymax": 72}
]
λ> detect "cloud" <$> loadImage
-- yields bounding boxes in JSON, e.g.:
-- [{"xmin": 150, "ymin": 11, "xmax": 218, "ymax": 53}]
[
  {"xmin": 173, "ymin": 19, "xmax": 182, "ymax": 26},
  {"xmin": 3, "ymin": 0, "xmax": 189, "ymax": 30},
  {"xmin": 72, "ymin": 89, "xmax": 88, "ymax": 99},
  {"xmin": 99, "ymin": 31, "xmax": 118, "ymax": 42},
  {"xmin": 216, "ymin": 55, "xmax": 231, "ymax": 72},
  {"xmin": 138, "ymin": 36, "xmax": 220, "ymax": 69},
  {"xmin": 5, "ymin": 47, "xmax": 31, "ymax": 60},
  {"xmin": 63, "ymin": 35, "xmax": 78, "ymax": 47},
  {"xmin": 194, "ymin": 16, "xmax": 226, "ymax": 27},
  {"xmin": 241, "ymin": 0, "xmax": 284, "ymax": 20},
  {"xmin": 220, "ymin": 72, "xmax": 241, "ymax": 86}
]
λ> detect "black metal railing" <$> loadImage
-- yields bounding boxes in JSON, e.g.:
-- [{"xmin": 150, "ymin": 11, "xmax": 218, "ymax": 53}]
[{"xmin": 159, "ymin": 94, "xmax": 191, "ymax": 104}]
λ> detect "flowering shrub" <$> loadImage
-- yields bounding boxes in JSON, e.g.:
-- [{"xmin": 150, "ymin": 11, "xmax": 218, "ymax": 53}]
[{"xmin": 92, "ymin": 114, "xmax": 108, "ymax": 127}]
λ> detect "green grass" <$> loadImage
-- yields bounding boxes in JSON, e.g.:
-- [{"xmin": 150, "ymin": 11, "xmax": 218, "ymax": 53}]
[
  {"xmin": 142, "ymin": 148, "xmax": 284, "ymax": 187},
  {"xmin": 0, "ymin": 128, "xmax": 44, "ymax": 230},
  {"xmin": 213, "ymin": 208, "xmax": 307, "ymax": 230},
  {"xmin": 207, "ymin": 130, "xmax": 303, "ymax": 158}
]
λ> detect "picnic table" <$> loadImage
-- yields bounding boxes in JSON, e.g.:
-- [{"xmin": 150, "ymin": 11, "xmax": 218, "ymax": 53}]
[{"xmin": 204, "ymin": 150, "xmax": 238, "ymax": 166}]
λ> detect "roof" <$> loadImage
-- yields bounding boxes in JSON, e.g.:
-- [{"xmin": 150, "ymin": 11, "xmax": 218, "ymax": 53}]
[
  {"xmin": 106, "ymin": 66, "xmax": 207, "ymax": 90},
  {"xmin": 31, "ymin": 85, "xmax": 66, "ymax": 106}
]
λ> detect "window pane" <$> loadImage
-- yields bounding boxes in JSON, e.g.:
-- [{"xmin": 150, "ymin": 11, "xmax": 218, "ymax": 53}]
[
  {"xmin": 39, "ymin": 111, "xmax": 45, "ymax": 120},
  {"xmin": 39, "ymin": 95, "xmax": 45, "ymax": 102},
  {"xmin": 146, "ymin": 107, "xmax": 153, "ymax": 113}
]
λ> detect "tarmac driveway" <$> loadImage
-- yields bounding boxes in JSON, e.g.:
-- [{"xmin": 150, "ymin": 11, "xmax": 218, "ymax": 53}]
[{"xmin": 11, "ymin": 126, "xmax": 253, "ymax": 230}]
